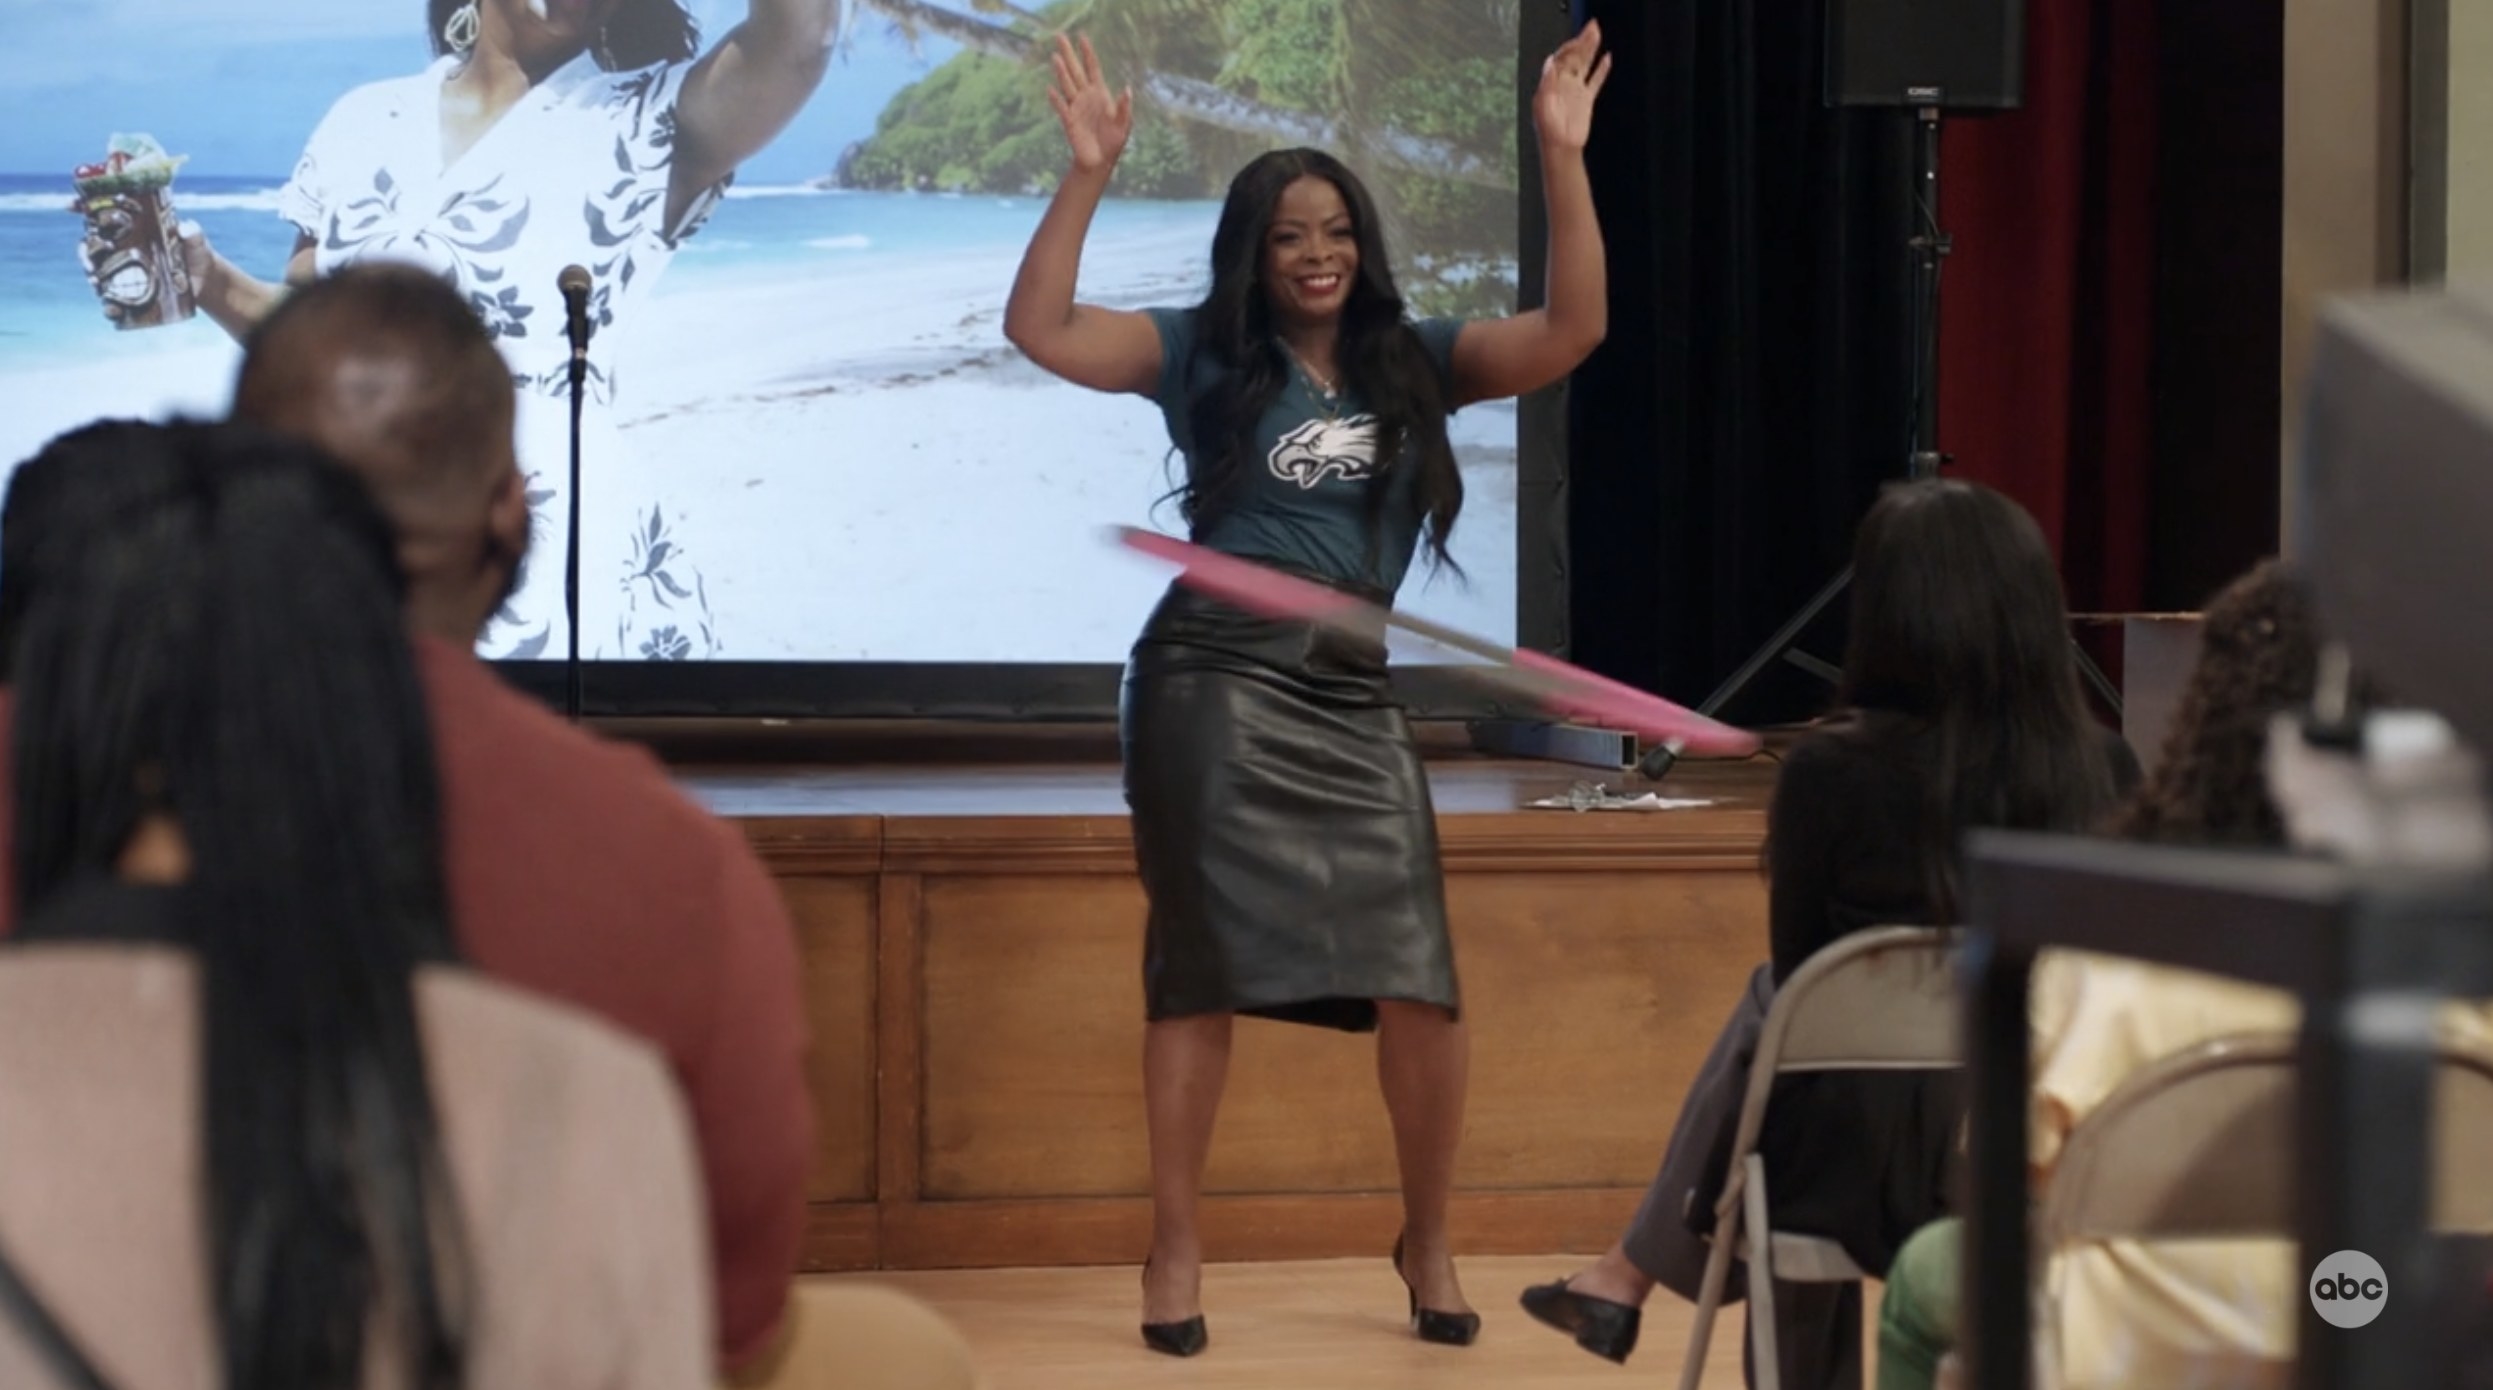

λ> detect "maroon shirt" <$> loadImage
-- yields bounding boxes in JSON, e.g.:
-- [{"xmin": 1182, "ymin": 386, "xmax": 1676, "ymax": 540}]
[{"xmin": 0, "ymin": 636, "xmax": 814, "ymax": 1371}]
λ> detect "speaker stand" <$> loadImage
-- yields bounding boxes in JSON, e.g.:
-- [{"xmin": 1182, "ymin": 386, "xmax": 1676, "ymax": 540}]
[{"xmin": 1638, "ymin": 106, "xmax": 2120, "ymax": 782}]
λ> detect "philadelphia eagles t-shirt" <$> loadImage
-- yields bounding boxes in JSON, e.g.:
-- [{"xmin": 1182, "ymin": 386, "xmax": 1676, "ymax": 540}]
[{"xmin": 1144, "ymin": 307, "xmax": 1466, "ymax": 595}]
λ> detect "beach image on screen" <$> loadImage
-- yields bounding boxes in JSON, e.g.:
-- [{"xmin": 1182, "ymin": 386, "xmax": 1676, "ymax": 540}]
[{"xmin": 0, "ymin": 0, "xmax": 1522, "ymax": 663}]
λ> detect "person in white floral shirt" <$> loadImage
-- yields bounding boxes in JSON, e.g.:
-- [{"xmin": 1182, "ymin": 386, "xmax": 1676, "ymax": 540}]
[{"xmin": 177, "ymin": 0, "xmax": 844, "ymax": 660}]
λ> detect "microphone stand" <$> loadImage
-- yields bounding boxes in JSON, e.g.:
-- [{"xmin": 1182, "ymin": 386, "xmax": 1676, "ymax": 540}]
[
  {"xmin": 565, "ymin": 352, "xmax": 584, "ymax": 724},
  {"xmin": 561, "ymin": 274, "xmax": 590, "ymax": 726}
]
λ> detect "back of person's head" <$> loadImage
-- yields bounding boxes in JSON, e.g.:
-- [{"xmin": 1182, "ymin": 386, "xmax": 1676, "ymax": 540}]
[
  {"xmin": 230, "ymin": 262, "xmax": 527, "ymax": 643},
  {"xmin": 0, "ymin": 418, "xmax": 184, "ymax": 678},
  {"xmin": 3, "ymin": 420, "xmax": 468, "ymax": 1390},
  {"xmin": 1836, "ymin": 478, "xmax": 2115, "ymax": 913},
  {"xmin": 2111, "ymin": 559, "xmax": 2317, "ymax": 846}
]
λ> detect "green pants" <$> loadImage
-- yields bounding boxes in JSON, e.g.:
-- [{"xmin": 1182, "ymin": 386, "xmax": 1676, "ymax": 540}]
[{"xmin": 1876, "ymin": 1218, "xmax": 1960, "ymax": 1390}]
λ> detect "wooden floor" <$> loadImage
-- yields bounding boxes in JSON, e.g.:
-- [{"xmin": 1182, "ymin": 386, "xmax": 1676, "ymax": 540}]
[{"xmin": 817, "ymin": 1255, "xmax": 1879, "ymax": 1388}]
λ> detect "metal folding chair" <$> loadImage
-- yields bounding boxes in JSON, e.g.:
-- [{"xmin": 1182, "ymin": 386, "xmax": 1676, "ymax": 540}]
[{"xmin": 1678, "ymin": 927, "xmax": 1963, "ymax": 1390}]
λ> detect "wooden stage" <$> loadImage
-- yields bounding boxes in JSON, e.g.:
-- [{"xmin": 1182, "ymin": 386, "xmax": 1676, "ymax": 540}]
[{"xmin": 655, "ymin": 723, "xmax": 1778, "ymax": 1274}]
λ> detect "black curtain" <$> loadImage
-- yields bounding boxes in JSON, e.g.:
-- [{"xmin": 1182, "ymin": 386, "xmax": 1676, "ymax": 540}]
[
  {"xmin": 1567, "ymin": 0, "xmax": 1916, "ymax": 726},
  {"xmin": 2145, "ymin": 0, "xmax": 2280, "ymax": 612}
]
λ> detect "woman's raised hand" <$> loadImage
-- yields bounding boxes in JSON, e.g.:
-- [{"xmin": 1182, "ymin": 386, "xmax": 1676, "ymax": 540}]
[
  {"xmin": 1046, "ymin": 33, "xmax": 1133, "ymax": 174},
  {"xmin": 1534, "ymin": 21, "xmax": 1612, "ymax": 152}
]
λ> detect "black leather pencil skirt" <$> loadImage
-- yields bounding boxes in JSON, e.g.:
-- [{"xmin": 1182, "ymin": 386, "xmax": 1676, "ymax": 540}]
[{"xmin": 1120, "ymin": 575, "xmax": 1459, "ymax": 1033}]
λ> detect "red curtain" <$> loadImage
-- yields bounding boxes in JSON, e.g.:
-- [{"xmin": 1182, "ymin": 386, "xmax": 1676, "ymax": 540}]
[{"xmin": 1935, "ymin": 0, "xmax": 2159, "ymax": 615}]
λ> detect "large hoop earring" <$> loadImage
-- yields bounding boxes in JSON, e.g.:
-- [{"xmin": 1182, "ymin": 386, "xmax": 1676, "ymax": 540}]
[{"xmin": 444, "ymin": 1, "xmax": 481, "ymax": 54}]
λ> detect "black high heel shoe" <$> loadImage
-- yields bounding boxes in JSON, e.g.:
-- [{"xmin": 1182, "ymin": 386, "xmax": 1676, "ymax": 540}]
[
  {"xmin": 1518, "ymin": 1275, "xmax": 1641, "ymax": 1363},
  {"xmin": 1139, "ymin": 1259, "xmax": 1208, "ymax": 1358},
  {"xmin": 1391, "ymin": 1234, "xmax": 1481, "ymax": 1347}
]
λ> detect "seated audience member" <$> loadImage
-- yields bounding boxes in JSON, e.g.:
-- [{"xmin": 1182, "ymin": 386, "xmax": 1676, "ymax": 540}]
[
  {"xmin": 1520, "ymin": 479, "xmax": 2137, "ymax": 1390},
  {"xmin": 0, "ymin": 266, "xmax": 813, "ymax": 1376},
  {"xmin": 1873, "ymin": 559, "xmax": 2493, "ymax": 1390},
  {"xmin": 0, "ymin": 423, "xmax": 707, "ymax": 1387}
]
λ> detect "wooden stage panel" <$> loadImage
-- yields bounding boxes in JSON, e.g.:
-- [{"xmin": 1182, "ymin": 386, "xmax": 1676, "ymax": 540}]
[
  {"xmin": 912, "ymin": 857, "xmax": 1770, "ymax": 1205},
  {"xmin": 1443, "ymin": 869, "xmax": 1763, "ymax": 1191},
  {"xmin": 918, "ymin": 873, "xmax": 1152, "ymax": 1201},
  {"xmin": 707, "ymin": 751, "xmax": 1778, "ymax": 1271},
  {"xmin": 780, "ymin": 873, "xmax": 880, "ymax": 1205}
]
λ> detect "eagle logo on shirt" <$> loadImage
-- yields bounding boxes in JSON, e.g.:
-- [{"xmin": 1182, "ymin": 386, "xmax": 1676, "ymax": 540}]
[{"xmin": 1267, "ymin": 414, "xmax": 1382, "ymax": 489}]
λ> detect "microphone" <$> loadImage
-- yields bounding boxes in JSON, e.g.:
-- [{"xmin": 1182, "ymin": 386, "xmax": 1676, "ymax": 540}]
[{"xmin": 558, "ymin": 264, "xmax": 592, "ymax": 383}]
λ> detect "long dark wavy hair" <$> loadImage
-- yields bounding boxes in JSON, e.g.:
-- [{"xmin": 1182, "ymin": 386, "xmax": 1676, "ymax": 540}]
[
  {"xmin": 1825, "ymin": 479, "xmax": 2118, "ymax": 917},
  {"xmin": 2109, "ymin": 560, "xmax": 2317, "ymax": 847},
  {"xmin": 427, "ymin": 0, "xmax": 699, "ymax": 69},
  {"xmin": 2, "ymin": 422, "xmax": 470, "ymax": 1390},
  {"xmin": 1180, "ymin": 148, "xmax": 1463, "ymax": 573}
]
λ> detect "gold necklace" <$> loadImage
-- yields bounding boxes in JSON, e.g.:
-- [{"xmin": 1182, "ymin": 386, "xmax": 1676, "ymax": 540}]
[{"xmin": 1284, "ymin": 344, "xmax": 1343, "ymax": 418}]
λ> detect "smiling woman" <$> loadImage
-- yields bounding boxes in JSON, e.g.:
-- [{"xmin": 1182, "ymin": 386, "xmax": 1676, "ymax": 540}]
[
  {"xmin": 1003, "ymin": 22, "xmax": 1611, "ymax": 1357},
  {"xmin": 93, "ymin": 0, "xmax": 845, "ymax": 665}
]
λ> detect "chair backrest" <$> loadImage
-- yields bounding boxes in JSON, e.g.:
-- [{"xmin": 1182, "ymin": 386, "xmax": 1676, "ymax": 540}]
[
  {"xmin": 1763, "ymin": 926, "xmax": 1963, "ymax": 1071},
  {"xmin": 2043, "ymin": 1031, "xmax": 2493, "ymax": 1245},
  {"xmin": 1725, "ymin": 927, "xmax": 1963, "ymax": 1167}
]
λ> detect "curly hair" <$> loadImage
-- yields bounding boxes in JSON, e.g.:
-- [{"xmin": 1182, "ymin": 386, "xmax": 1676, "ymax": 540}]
[{"xmin": 2108, "ymin": 559, "xmax": 2318, "ymax": 846}]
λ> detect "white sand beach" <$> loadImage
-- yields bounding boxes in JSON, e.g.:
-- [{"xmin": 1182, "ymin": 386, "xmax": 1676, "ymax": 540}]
[{"xmin": 0, "ymin": 214, "xmax": 1521, "ymax": 664}]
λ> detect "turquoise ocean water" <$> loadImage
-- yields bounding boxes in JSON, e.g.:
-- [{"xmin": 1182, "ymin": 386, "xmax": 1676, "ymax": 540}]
[{"xmin": 0, "ymin": 172, "xmax": 1215, "ymax": 371}]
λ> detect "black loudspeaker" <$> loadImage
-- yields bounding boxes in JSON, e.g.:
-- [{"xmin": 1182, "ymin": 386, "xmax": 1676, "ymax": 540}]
[{"xmin": 1825, "ymin": 0, "xmax": 2027, "ymax": 109}]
